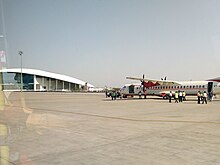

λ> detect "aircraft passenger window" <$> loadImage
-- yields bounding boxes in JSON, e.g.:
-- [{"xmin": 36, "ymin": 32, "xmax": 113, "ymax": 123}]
[
  {"xmin": 193, "ymin": 85, "xmax": 195, "ymax": 88},
  {"xmin": 196, "ymin": 85, "xmax": 198, "ymax": 88},
  {"xmin": 202, "ymin": 85, "xmax": 205, "ymax": 88},
  {"xmin": 199, "ymin": 85, "xmax": 201, "ymax": 88},
  {"xmin": 183, "ymin": 86, "xmax": 185, "ymax": 88},
  {"xmin": 190, "ymin": 86, "xmax": 192, "ymax": 88},
  {"xmin": 187, "ymin": 86, "xmax": 189, "ymax": 88}
]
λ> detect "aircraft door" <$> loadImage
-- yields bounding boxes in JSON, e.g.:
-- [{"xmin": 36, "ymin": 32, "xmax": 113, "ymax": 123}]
[
  {"xmin": 129, "ymin": 85, "xmax": 134, "ymax": 94},
  {"xmin": 207, "ymin": 82, "xmax": 213, "ymax": 93}
]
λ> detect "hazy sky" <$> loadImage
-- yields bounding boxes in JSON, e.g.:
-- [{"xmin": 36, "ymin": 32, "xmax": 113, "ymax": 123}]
[{"xmin": 1, "ymin": 0, "xmax": 220, "ymax": 87}]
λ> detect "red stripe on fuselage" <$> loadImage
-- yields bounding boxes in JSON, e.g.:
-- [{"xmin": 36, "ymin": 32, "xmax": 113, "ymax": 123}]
[{"xmin": 143, "ymin": 81, "xmax": 160, "ymax": 88}]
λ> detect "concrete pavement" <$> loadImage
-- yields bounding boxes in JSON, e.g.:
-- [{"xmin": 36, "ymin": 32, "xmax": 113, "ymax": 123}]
[{"xmin": 1, "ymin": 92, "xmax": 220, "ymax": 165}]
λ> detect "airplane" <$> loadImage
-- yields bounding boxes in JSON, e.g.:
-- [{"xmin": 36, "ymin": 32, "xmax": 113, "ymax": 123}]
[{"xmin": 120, "ymin": 75, "xmax": 220, "ymax": 99}]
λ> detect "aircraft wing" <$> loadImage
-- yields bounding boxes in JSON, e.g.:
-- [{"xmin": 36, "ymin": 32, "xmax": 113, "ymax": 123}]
[{"xmin": 126, "ymin": 76, "xmax": 181, "ymax": 87}]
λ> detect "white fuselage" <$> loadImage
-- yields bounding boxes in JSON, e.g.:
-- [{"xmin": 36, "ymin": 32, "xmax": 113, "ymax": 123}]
[{"xmin": 120, "ymin": 81, "xmax": 220, "ymax": 97}]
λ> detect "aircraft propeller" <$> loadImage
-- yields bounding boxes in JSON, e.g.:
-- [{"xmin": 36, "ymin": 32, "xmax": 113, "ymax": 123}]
[
  {"xmin": 141, "ymin": 74, "xmax": 145, "ymax": 86},
  {"xmin": 161, "ymin": 76, "xmax": 167, "ymax": 81},
  {"xmin": 141, "ymin": 74, "xmax": 147, "ymax": 92}
]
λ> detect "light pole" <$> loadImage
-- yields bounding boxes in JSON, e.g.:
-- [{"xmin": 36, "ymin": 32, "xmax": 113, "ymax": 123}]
[{"xmin": 18, "ymin": 51, "xmax": 23, "ymax": 92}]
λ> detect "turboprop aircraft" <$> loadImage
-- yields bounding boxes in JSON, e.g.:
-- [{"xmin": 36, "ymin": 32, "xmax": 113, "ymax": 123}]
[{"xmin": 120, "ymin": 75, "xmax": 220, "ymax": 99}]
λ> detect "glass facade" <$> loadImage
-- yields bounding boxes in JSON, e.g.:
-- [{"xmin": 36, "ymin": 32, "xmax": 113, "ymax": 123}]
[{"xmin": 2, "ymin": 72, "xmax": 34, "ymax": 90}]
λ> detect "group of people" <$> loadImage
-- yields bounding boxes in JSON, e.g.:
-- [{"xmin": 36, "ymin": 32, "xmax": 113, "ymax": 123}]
[
  {"xmin": 169, "ymin": 90, "xmax": 186, "ymax": 103},
  {"xmin": 105, "ymin": 91, "xmax": 121, "ymax": 100},
  {"xmin": 168, "ymin": 90, "xmax": 212, "ymax": 104},
  {"xmin": 197, "ymin": 91, "xmax": 210, "ymax": 104}
]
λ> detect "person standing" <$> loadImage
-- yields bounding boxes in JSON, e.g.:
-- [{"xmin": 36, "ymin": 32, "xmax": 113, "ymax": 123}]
[
  {"xmin": 144, "ymin": 90, "xmax": 147, "ymax": 99},
  {"xmin": 179, "ymin": 91, "xmax": 183, "ymax": 102},
  {"xmin": 169, "ymin": 91, "xmax": 172, "ymax": 103},
  {"xmin": 111, "ymin": 91, "xmax": 114, "ymax": 100},
  {"xmin": 202, "ymin": 91, "xmax": 207, "ymax": 104},
  {"xmin": 175, "ymin": 91, "xmax": 179, "ymax": 103},
  {"xmin": 200, "ymin": 92, "xmax": 204, "ymax": 103},
  {"xmin": 183, "ymin": 91, "xmax": 186, "ymax": 101},
  {"xmin": 111, "ymin": 91, "xmax": 116, "ymax": 100},
  {"xmin": 208, "ymin": 91, "xmax": 213, "ymax": 102},
  {"xmin": 197, "ymin": 91, "xmax": 201, "ymax": 104}
]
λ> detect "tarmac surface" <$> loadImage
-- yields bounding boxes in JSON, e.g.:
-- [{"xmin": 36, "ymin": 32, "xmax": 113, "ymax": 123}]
[{"xmin": 1, "ymin": 92, "xmax": 220, "ymax": 165}]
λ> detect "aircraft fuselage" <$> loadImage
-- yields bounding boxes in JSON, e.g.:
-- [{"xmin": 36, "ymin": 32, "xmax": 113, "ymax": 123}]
[{"xmin": 120, "ymin": 81, "xmax": 220, "ymax": 98}]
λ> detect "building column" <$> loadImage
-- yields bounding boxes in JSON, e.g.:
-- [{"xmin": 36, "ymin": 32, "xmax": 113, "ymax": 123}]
[
  {"xmin": 42, "ymin": 77, "xmax": 44, "ymax": 91},
  {"xmin": 55, "ymin": 80, "xmax": 57, "ymax": 91},
  {"xmin": 49, "ymin": 78, "xmax": 51, "ymax": 91},
  {"xmin": 34, "ymin": 75, "xmax": 37, "ymax": 91}
]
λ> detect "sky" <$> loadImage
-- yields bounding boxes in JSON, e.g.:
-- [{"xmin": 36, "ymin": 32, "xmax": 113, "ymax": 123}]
[{"xmin": 0, "ymin": 0, "xmax": 220, "ymax": 87}]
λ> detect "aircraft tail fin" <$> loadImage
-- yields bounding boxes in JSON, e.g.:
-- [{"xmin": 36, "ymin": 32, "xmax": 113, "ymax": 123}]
[{"xmin": 207, "ymin": 77, "xmax": 220, "ymax": 82}]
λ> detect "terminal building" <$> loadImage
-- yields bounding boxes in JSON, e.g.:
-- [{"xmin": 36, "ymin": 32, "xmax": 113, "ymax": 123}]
[{"xmin": 0, "ymin": 68, "xmax": 94, "ymax": 92}]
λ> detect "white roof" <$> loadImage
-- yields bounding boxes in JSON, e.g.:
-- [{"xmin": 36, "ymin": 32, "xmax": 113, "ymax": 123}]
[{"xmin": 0, "ymin": 68, "xmax": 94, "ymax": 87}]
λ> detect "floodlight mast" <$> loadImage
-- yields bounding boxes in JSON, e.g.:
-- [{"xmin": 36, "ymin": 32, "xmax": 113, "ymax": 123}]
[{"xmin": 18, "ymin": 51, "xmax": 23, "ymax": 92}]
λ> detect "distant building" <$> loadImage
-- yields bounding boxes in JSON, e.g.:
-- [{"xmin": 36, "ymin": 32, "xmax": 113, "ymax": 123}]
[{"xmin": 0, "ymin": 68, "xmax": 94, "ymax": 92}]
